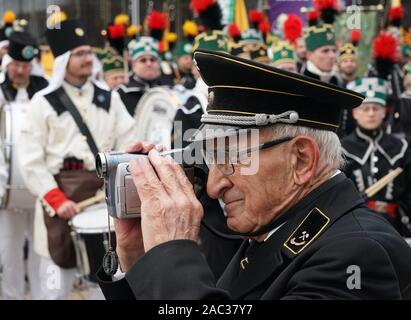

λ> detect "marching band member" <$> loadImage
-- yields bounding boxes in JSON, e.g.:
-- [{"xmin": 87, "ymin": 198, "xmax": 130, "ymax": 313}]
[
  {"xmin": 0, "ymin": 11, "xmax": 16, "ymax": 67},
  {"xmin": 342, "ymin": 77, "xmax": 411, "ymax": 237},
  {"xmin": 17, "ymin": 19, "xmax": 137, "ymax": 299},
  {"xmin": 101, "ymin": 55, "xmax": 127, "ymax": 90},
  {"xmin": 300, "ymin": 23, "xmax": 342, "ymax": 86},
  {"xmin": 0, "ymin": 30, "xmax": 48, "ymax": 300},
  {"xmin": 117, "ymin": 36, "xmax": 173, "ymax": 117}
]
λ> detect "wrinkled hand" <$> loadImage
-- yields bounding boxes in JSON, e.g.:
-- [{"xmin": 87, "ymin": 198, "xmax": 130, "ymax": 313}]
[
  {"xmin": 131, "ymin": 149, "xmax": 204, "ymax": 253},
  {"xmin": 115, "ymin": 142, "xmax": 164, "ymax": 272},
  {"xmin": 56, "ymin": 200, "xmax": 80, "ymax": 220}
]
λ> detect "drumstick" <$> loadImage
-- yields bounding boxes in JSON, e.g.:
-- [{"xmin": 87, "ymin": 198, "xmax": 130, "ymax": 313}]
[
  {"xmin": 364, "ymin": 167, "xmax": 403, "ymax": 198},
  {"xmin": 77, "ymin": 193, "xmax": 106, "ymax": 210}
]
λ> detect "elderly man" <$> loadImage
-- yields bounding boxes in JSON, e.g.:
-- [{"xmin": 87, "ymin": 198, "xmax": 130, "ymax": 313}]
[{"xmin": 98, "ymin": 50, "xmax": 411, "ymax": 299}]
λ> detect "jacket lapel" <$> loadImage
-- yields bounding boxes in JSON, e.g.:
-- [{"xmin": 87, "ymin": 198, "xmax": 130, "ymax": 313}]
[{"xmin": 225, "ymin": 223, "xmax": 291, "ymax": 299}]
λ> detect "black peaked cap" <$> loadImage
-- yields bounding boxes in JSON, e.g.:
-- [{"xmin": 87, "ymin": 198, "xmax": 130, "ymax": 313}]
[{"xmin": 193, "ymin": 49, "xmax": 365, "ymax": 132}]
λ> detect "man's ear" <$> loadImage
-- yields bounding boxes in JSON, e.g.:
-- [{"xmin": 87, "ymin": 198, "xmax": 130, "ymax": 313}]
[{"xmin": 290, "ymin": 136, "xmax": 319, "ymax": 185}]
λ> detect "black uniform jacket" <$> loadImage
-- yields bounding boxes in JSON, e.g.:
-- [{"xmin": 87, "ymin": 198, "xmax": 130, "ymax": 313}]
[
  {"xmin": 117, "ymin": 74, "xmax": 173, "ymax": 117},
  {"xmin": 0, "ymin": 73, "xmax": 48, "ymax": 102},
  {"xmin": 98, "ymin": 174, "xmax": 411, "ymax": 299},
  {"xmin": 341, "ymin": 127, "xmax": 411, "ymax": 234}
]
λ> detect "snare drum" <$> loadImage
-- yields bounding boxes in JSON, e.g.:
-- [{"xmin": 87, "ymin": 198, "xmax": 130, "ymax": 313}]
[
  {"xmin": 0, "ymin": 101, "xmax": 36, "ymax": 210},
  {"xmin": 134, "ymin": 86, "xmax": 193, "ymax": 149},
  {"xmin": 70, "ymin": 203, "xmax": 115, "ymax": 283}
]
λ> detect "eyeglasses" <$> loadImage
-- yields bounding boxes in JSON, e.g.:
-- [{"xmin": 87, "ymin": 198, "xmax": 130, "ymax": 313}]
[
  {"xmin": 137, "ymin": 56, "xmax": 157, "ymax": 64},
  {"xmin": 202, "ymin": 136, "xmax": 293, "ymax": 176},
  {"xmin": 71, "ymin": 50, "xmax": 93, "ymax": 58}
]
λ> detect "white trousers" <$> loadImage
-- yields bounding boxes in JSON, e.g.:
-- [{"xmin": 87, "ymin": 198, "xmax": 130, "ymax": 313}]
[
  {"xmin": 37, "ymin": 256, "xmax": 76, "ymax": 300},
  {"xmin": 0, "ymin": 209, "xmax": 41, "ymax": 300}
]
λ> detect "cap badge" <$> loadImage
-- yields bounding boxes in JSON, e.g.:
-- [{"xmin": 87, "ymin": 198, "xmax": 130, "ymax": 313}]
[
  {"xmin": 326, "ymin": 32, "xmax": 334, "ymax": 41},
  {"xmin": 22, "ymin": 46, "xmax": 34, "ymax": 60},
  {"xmin": 366, "ymin": 90, "xmax": 375, "ymax": 98},
  {"xmin": 208, "ymin": 91, "xmax": 214, "ymax": 106},
  {"xmin": 5, "ymin": 26, "xmax": 13, "ymax": 38},
  {"xmin": 184, "ymin": 43, "xmax": 192, "ymax": 53},
  {"xmin": 75, "ymin": 28, "xmax": 85, "ymax": 37}
]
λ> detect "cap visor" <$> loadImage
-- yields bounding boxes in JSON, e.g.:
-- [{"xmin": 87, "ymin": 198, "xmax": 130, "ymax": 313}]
[{"xmin": 186, "ymin": 123, "xmax": 245, "ymax": 142}]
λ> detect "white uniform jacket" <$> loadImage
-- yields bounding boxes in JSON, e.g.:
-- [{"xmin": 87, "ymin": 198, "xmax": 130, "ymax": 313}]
[{"xmin": 18, "ymin": 80, "xmax": 137, "ymax": 257}]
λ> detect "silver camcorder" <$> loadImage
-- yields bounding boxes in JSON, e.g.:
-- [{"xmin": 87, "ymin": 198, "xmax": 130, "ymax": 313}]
[{"xmin": 96, "ymin": 148, "xmax": 206, "ymax": 219}]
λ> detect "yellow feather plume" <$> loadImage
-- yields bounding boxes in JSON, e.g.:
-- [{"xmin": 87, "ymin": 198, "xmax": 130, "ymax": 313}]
[
  {"xmin": 127, "ymin": 24, "xmax": 140, "ymax": 37},
  {"xmin": 3, "ymin": 10, "xmax": 16, "ymax": 24},
  {"xmin": 166, "ymin": 32, "xmax": 177, "ymax": 43},
  {"xmin": 115, "ymin": 14, "xmax": 129, "ymax": 26},
  {"xmin": 182, "ymin": 20, "xmax": 198, "ymax": 37}
]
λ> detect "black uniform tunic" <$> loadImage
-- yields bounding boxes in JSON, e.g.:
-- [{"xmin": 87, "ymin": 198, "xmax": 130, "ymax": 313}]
[{"xmin": 98, "ymin": 174, "xmax": 411, "ymax": 299}]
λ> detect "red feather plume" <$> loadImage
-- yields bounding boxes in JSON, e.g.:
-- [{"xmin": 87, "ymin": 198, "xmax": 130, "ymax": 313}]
[
  {"xmin": 284, "ymin": 14, "xmax": 303, "ymax": 44},
  {"xmin": 313, "ymin": 0, "xmax": 338, "ymax": 11},
  {"xmin": 373, "ymin": 32, "xmax": 398, "ymax": 62},
  {"xmin": 258, "ymin": 20, "xmax": 270, "ymax": 35},
  {"xmin": 350, "ymin": 29, "xmax": 361, "ymax": 44},
  {"xmin": 107, "ymin": 24, "xmax": 126, "ymax": 39},
  {"xmin": 227, "ymin": 23, "xmax": 240, "ymax": 38},
  {"xmin": 147, "ymin": 10, "xmax": 167, "ymax": 30},
  {"xmin": 307, "ymin": 10, "xmax": 319, "ymax": 22},
  {"xmin": 190, "ymin": 0, "xmax": 216, "ymax": 14},
  {"xmin": 389, "ymin": 6, "xmax": 404, "ymax": 21},
  {"xmin": 249, "ymin": 10, "xmax": 264, "ymax": 23}
]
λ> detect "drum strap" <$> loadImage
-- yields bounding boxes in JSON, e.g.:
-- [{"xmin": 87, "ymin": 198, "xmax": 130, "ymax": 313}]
[{"xmin": 53, "ymin": 87, "xmax": 100, "ymax": 157}]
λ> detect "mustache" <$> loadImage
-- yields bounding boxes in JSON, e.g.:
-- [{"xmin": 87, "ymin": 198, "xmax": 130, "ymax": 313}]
[{"xmin": 81, "ymin": 62, "xmax": 93, "ymax": 68}]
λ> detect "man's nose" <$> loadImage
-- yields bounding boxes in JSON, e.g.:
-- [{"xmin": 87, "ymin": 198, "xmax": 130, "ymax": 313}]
[
  {"xmin": 84, "ymin": 54, "xmax": 93, "ymax": 64},
  {"xmin": 207, "ymin": 165, "xmax": 233, "ymax": 199}
]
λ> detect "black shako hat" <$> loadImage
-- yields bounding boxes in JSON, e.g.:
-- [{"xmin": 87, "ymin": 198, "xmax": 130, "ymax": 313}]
[
  {"xmin": 8, "ymin": 31, "xmax": 39, "ymax": 61},
  {"xmin": 45, "ymin": 19, "xmax": 89, "ymax": 57},
  {"xmin": 189, "ymin": 49, "xmax": 364, "ymax": 141}
]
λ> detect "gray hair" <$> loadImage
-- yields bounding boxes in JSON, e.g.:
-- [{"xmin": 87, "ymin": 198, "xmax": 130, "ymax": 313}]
[{"xmin": 268, "ymin": 124, "xmax": 345, "ymax": 171}]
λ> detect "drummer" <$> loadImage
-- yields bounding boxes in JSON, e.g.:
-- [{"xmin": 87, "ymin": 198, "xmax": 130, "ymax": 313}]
[
  {"xmin": 117, "ymin": 36, "xmax": 173, "ymax": 117},
  {"xmin": 0, "ymin": 30, "xmax": 48, "ymax": 300},
  {"xmin": 17, "ymin": 19, "xmax": 137, "ymax": 300}
]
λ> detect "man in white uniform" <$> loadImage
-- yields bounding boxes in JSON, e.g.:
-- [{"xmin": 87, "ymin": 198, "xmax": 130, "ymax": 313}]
[
  {"xmin": 18, "ymin": 19, "xmax": 137, "ymax": 300},
  {"xmin": 0, "ymin": 30, "xmax": 48, "ymax": 300}
]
